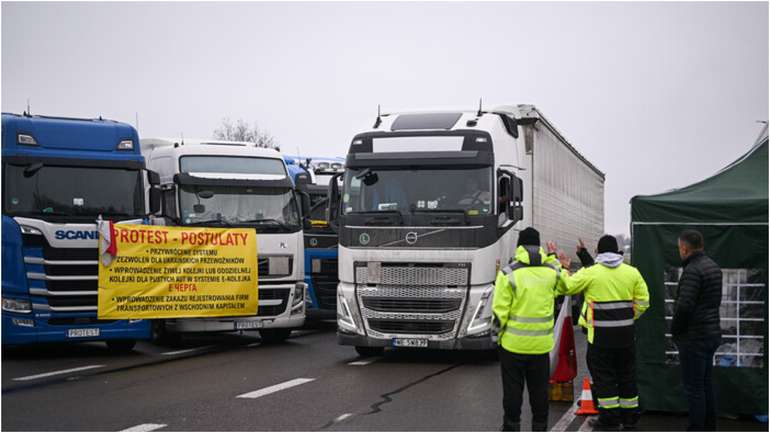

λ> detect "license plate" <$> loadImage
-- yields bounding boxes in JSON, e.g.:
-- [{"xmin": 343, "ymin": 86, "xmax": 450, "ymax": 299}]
[
  {"xmin": 235, "ymin": 321, "xmax": 262, "ymax": 330},
  {"xmin": 392, "ymin": 338, "xmax": 428, "ymax": 348},
  {"xmin": 67, "ymin": 328, "xmax": 100, "ymax": 338}
]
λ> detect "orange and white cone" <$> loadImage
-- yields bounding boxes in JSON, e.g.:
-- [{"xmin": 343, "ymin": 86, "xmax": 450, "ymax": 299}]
[{"xmin": 575, "ymin": 376, "xmax": 599, "ymax": 415}]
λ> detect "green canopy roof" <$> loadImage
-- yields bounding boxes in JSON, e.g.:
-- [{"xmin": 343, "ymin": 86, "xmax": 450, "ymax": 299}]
[{"xmin": 632, "ymin": 127, "xmax": 768, "ymax": 223}]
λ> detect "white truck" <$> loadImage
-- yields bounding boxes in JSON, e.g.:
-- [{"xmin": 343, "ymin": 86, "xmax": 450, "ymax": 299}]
[
  {"xmin": 141, "ymin": 138, "xmax": 308, "ymax": 342},
  {"xmin": 327, "ymin": 104, "xmax": 604, "ymax": 355}
]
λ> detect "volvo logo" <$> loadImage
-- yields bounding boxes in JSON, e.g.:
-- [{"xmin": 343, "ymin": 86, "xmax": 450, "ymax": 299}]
[
  {"xmin": 405, "ymin": 231, "xmax": 418, "ymax": 245},
  {"xmin": 359, "ymin": 232, "xmax": 371, "ymax": 246}
]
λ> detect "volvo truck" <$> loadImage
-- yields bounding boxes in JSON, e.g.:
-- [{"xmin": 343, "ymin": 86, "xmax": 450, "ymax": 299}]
[
  {"xmin": 327, "ymin": 104, "xmax": 604, "ymax": 355},
  {"xmin": 2, "ymin": 112, "xmax": 160, "ymax": 351},
  {"xmin": 141, "ymin": 138, "xmax": 308, "ymax": 342}
]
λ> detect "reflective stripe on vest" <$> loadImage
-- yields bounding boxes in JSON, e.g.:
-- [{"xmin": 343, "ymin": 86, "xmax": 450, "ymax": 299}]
[
  {"xmin": 510, "ymin": 314, "xmax": 554, "ymax": 323},
  {"xmin": 592, "ymin": 301, "xmax": 633, "ymax": 310},
  {"xmin": 620, "ymin": 396, "xmax": 639, "ymax": 408},
  {"xmin": 634, "ymin": 300, "xmax": 649, "ymax": 308},
  {"xmin": 505, "ymin": 325, "xmax": 552, "ymax": 337},
  {"xmin": 593, "ymin": 318, "xmax": 635, "ymax": 327}
]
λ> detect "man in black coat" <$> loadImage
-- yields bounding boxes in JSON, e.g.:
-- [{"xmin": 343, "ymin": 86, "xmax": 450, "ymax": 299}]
[{"xmin": 672, "ymin": 229, "xmax": 723, "ymax": 431}]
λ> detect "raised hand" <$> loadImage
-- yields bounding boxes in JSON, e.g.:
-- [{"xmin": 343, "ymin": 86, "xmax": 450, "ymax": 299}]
[
  {"xmin": 558, "ymin": 250, "xmax": 572, "ymax": 269},
  {"xmin": 546, "ymin": 241, "xmax": 558, "ymax": 254},
  {"xmin": 577, "ymin": 238, "xmax": 586, "ymax": 253}
]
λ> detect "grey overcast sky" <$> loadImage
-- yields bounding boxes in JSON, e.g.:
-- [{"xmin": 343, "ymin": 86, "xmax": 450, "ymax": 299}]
[{"xmin": 2, "ymin": 1, "xmax": 767, "ymax": 235}]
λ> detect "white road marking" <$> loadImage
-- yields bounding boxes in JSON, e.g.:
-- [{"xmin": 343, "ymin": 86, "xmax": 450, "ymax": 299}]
[
  {"xmin": 578, "ymin": 416, "xmax": 595, "ymax": 431},
  {"xmin": 13, "ymin": 365, "xmax": 105, "ymax": 381},
  {"xmin": 236, "ymin": 377, "xmax": 315, "ymax": 399},
  {"xmin": 161, "ymin": 345, "xmax": 215, "ymax": 356},
  {"xmin": 550, "ymin": 406, "xmax": 578, "ymax": 431},
  {"xmin": 348, "ymin": 357, "xmax": 378, "ymax": 366},
  {"xmin": 121, "ymin": 423, "xmax": 167, "ymax": 432},
  {"xmin": 334, "ymin": 413, "xmax": 353, "ymax": 423},
  {"xmin": 247, "ymin": 342, "xmax": 261, "ymax": 348}
]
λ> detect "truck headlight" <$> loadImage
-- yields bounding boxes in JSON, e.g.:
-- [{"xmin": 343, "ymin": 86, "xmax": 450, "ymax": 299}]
[
  {"xmin": 2, "ymin": 298, "xmax": 32, "ymax": 314},
  {"xmin": 466, "ymin": 287, "xmax": 494, "ymax": 335},
  {"xmin": 291, "ymin": 282, "xmax": 306, "ymax": 314},
  {"xmin": 337, "ymin": 290, "xmax": 364, "ymax": 335},
  {"xmin": 19, "ymin": 225, "xmax": 42, "ymax": 235}
]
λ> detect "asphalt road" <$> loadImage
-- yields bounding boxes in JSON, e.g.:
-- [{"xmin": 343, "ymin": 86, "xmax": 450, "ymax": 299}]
[{"xmin": 2, "ymin": 324, "xmax": 766, "ymax": 432}]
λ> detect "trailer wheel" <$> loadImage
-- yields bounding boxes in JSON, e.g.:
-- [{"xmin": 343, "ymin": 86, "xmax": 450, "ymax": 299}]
[
  {"xmin": 106, "ymin": 339, "xmax": 136, "ymax": 353},
  {"xmin": 355, "ymin": 346, "xmax": 384, "ymax": 357},
  {"xmin": 260, "ymin": 329, "xmax": 291, "ymax": 344},
  {"xmin": 152, "ymin": 320, "xmax": 182, "ymax": 346}
]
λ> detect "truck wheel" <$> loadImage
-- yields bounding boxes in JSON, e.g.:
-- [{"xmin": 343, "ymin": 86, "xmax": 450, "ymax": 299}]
[
  {"xmin": 106, "ymin": 339, "xmax": 136, "ymax": 353},
  {"xmin": 355, "ymin": 346, "xmax": 384, "ymax": 357},
  {"xmin": 260, "ymin": 329, "xmax": 291, "ymax": 344},
  {"xmin": 152, "ymin": 321, "xmax": 182, "ymax": 345}
]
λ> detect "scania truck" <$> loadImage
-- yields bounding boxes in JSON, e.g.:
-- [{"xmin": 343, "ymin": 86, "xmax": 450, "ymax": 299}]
[
  {"xmin": 141, "ymin": 138, "xmax": 308, "ymax": 342},
  {"xmin": 2, "ymin": 112, "xmax": 160, "ymax": 351},
  {"xmin": 327, "ymin": 104, "xmax": 604, "ymax": 355}
]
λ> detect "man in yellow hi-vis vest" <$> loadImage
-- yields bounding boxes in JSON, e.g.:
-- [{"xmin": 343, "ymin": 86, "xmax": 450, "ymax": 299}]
[
  {"xmin": 493, "ymin": 227, "xmax": 568, "ymax": 431},
  {"xmin": 558, "ymin": 235, "xmax": 650, "ymax": 431}
]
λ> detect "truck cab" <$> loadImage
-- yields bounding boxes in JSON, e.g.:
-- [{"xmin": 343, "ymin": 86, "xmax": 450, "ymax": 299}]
[
  {"xmin": 141, "ymin": 138, "xmax": 307, "ymax": 342},
  {"xmin": 328, "ymin": 106, "xmax": 603, "ymax": 356},
  {"xmin": 2, "ymin": 113, "xmax": 158, "ymax": 351}
]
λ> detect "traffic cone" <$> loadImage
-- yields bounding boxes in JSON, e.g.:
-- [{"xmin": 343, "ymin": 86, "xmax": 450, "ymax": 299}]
[{"xmin": 575, "ymin": 376, "xmax": 599, "ymax": 415}]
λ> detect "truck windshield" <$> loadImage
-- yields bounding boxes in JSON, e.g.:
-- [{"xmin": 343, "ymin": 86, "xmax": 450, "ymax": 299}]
[
  {"xmin": 343, "ymin": 167, "xmax": 493, "ymax": 215},
  {"xmin": 178, "ymin": 185, "xmax": 300, "ymax": 232},
  {"xmin": 2, "ymin": 164, "xmax": 144, "ymax": 219}
]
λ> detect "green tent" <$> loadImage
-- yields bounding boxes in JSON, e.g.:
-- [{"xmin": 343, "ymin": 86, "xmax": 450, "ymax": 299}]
[{"xmin": 630, "ymin": 126, "xmax": 768, "ymax": 415}]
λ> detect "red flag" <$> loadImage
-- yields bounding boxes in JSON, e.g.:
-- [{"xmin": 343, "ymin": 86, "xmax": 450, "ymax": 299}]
[{"xmin": 550, "ymin": 311, "xmax": 578, "ymax": 382}]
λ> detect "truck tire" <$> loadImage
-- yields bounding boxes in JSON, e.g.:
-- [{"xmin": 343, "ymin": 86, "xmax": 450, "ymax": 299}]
[
  {"xmin": 152, "ymin": 320, "xmax": 182, "ymax": 345},
  {"xmin": 260, "ymin": 329, "xmax": 291, "ymax": 344},
  {"xmin": 106, "ymin": 339, "xmax": 136, "ymax": 353},
  {"xmin": 355, "ymin": 346, "xmax": 384, "ymax": 357}
]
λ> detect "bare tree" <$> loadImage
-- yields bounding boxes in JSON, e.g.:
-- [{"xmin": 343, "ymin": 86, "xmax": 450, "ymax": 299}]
[{"xmin": 213, "ymin": 118, "xmax": 278, "ymax": 149}]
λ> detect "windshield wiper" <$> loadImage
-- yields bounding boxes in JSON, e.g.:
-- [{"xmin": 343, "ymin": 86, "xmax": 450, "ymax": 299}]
[
  {"xmin": 237, "ymin": 218, "xmax": 294, "ymax": 231},
  {"xmin": 187, "ymin": 219, "xmax": 232, "ymax": 227}
]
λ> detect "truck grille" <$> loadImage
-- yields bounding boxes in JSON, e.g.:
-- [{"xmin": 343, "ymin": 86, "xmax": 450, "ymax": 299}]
[
  {"xmin": 257, "ymin": 288, "xmax": 289, "ymax": 316},
  {"xmin": 25, "ymin": 243, "xmax": 99, "ymax": 312},
  {"xmin": 257, "ymin": 256, "xmax": 294, "ymax": 279},
  {"xmin": 368, "ymin": 319, "xmax": 455, "ymax": 335},
  {"xmin": 311, "ymin": 258, "xmax": 338, "ymax": 310},
  {"xmin": 362, "ymin": 297, "xmax": 461, "ymax": 313},
  {"xmin": 355, "ymin": 262, "xmax": 470, "ymax": 340}
]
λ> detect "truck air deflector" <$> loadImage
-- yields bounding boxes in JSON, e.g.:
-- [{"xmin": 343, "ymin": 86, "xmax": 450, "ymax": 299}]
[{"xmin": 390, "ymin": 113, "xmax": 463, "ymax": 131}]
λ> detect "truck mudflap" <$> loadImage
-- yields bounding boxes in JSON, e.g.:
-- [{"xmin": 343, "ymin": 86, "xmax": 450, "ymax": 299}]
[{"xmin": 337, "ymin": 331, "xmax": 496, "ymax": 351}]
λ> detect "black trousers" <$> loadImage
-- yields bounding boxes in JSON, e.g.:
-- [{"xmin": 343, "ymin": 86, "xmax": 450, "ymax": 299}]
[
  {"xmin": 498, "ymin": 347, "xmax": 550, "ymax": 430},
  {"xmin": 586, "ymin": 343, "xmax": 639, "ymax": 426},
  {"xmin": 677, "ymin": 336, "xmax": 721, "ymax": 431}
]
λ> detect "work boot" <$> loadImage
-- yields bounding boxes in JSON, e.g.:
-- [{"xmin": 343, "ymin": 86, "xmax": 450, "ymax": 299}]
[
  {"xmin": 500, "ymin": 418, "xmax": 520, "ymax": 431},
  {"xmin": 532, "ymin": 421, "xmax": 548, "ymax": 431},
  {"xmin": 588, "ymin": 418, "xmax": 621, "ymax": 432}
]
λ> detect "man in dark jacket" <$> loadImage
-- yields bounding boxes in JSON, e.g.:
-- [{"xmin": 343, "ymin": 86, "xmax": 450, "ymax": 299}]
[{"xmin": 672, "ymin": 229, "xmax": 723, "ymax": 431}]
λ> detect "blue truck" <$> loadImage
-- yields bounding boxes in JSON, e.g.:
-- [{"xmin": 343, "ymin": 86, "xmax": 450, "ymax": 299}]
[
  {"xmin": 283, "ymin": 155, "xmax": 340, "ymax": 320},
  {"xmin": 2, "ymin": 112, "xmax": 160, "ymax": 351}
]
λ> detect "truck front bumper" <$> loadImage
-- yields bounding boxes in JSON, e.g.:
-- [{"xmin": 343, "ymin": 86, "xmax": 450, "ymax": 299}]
[
  {"xmin": 165, "ymin": 315, "xmax": 305, "ymax": 333},
  {"xmin": 2, "ymin": 311, "xmax": 151, "ymax": 345},
  {"xmin": 337, "ymin": 331, "xmax": 496, "ymax": 351}
]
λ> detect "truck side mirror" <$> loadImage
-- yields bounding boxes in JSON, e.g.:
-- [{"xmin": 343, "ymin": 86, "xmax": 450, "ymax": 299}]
[
  {"xmin": 149, "ymin": 187, "xmax": 161, "ymax": 214},
  {"xmin": 295, "ymin": 172, "xmax": 311, "ymax": 191},
  {"xmin": 147, "ymin": 170, "xmax": 161, "ymax": 186},
  {"xmin": 509, "ymin": 175, "xmax": 524, "ymax": 222},
  {"xmin": 327, "ymin": 172, "xmax": 343, "ymax": 232}
]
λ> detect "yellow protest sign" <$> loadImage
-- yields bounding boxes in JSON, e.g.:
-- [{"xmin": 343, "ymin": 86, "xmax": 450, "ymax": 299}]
[{"xmin": 97, "ymin": 223, "xmax": 258, "ymax": 319}]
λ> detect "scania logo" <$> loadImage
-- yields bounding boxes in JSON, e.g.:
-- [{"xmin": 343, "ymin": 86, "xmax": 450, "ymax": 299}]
[
  {"xmin": 405, "ymin": 231, "xmax": 418, "ymax": 245},
  {"xmin": 359, "ymin": 233, "xmax": 371, "ymax": 246},
  {"xmin": 54, "ymin": 230, "xmax": 99, "ymax": 240}
]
